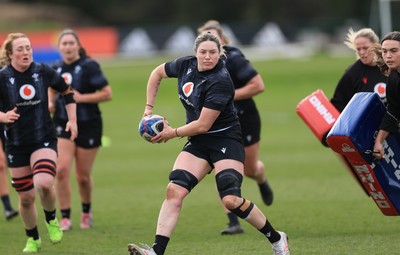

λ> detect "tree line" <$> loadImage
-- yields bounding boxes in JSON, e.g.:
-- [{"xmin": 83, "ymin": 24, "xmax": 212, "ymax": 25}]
[{"xmin": 8, "ymin": 0, "xmax": 372, "ymax": 28}]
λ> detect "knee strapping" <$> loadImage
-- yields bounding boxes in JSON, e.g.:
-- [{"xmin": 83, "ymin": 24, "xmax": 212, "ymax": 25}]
[
  {"xmin": 32, "ymin": 159, "xmax": 56, "ymax": 177},
  {"xmin": 12, "ymin": 174, "xmax": 34, "ymax": 192},
  {"xmin": 215, "ymin": 168, "xmax": 243, "ymax": 198},
  {"xmin": 230, "ymin": 198, "xmax": 254, "ymax": 219},
  {"xmin": 169, "ymin": 169, "xmax": 199, "ymax": 192}
]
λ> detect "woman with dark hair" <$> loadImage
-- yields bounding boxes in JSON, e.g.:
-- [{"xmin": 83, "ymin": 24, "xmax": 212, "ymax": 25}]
[
  {"xmin": 373, "ymin": 31, "xmax": 400, "ymax": 159},
  {"xmin": 50, "ymin": 29, "xmax": 112, "ymax": 231}
]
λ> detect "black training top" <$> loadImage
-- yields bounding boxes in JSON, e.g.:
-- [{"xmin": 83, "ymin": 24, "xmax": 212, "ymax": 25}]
[
  {"xmin": 0, "ymin": 62, "xmax": 70, "ymax": 146},
  {"xmin": 222, "ymin": 45, "xmax": 259, "ymax": 113},
  {"xmin": 52, "ymin": 57, "xmax": 108, "ymax": 122},
  {"xmin": 330, "ymin": 59, "xmax": 387, "ymax": 112},
  {"xmin": 379, "ymin": 70, "xmax": 400, "ymax": 133},
  {"xmin": 165, "ymin": 56, "xmax": 241, "ymax": 139}
]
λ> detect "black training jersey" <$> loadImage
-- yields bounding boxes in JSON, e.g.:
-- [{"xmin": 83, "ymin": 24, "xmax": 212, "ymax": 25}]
[
  {"xmin": 379, "ymin": 71, "xmax": 400, "ymax": 133},
  {"xmin": 0, "ymin": 62, "xmax": 70, "ymax": 146},
  {"xmin": 223, "ymin": 45, "xmax": 258, "ymax": 111},
  {"xmin": 223, "ymin": 46, "xmax": 258, "ymax": 90},
  {"xmin": 165, "ymin": 56, "xmax": 241, "ymax": 139},
  {"xmin": 52, "ymin": 57, "xmax": 108, "ymax": 122},
  {"xmin": 331, "ymin": 59, "xmax": 387, "ymax": 112},
  {"xmin": 0, "ymin": 101, "xmax": 4, "ymax": 143}
]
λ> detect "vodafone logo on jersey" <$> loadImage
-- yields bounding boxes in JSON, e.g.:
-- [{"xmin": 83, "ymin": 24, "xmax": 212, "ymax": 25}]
[
  {"xmin": 62, "ymin": 73, "xmax": 73, "ymax": 85},
  {"xmin": 182, "ymin": 82, "xmax": 194, "ymax": 97},
  {"xmin": 374, "ymin": 82, "xmax": 386, "ymax": 101},
  {"xmin": 19, "ymin": 84, "xmax": 36, "ymax": 100}
]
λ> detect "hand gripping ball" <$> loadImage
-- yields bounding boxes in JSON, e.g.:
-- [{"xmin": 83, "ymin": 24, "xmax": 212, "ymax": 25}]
[{"xmin": 138, "ymin": 114, "xmax": 165, "ymax": 142}]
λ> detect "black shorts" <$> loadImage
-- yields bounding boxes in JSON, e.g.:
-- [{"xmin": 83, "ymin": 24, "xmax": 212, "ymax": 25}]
[
  {"xmin": 54, "ymin": 119, "xmax": 102, "ymax": 148},
  {"xmin": 183, "ymin": 135, "xmax": 245, "ymax": 168},
  {"xmin": 5, "ymin": 138, "xmax": 58, "ymax": 168},
  {"xmin": 237, "ymin": 108, "xmax": 261, "ymax": 146}
]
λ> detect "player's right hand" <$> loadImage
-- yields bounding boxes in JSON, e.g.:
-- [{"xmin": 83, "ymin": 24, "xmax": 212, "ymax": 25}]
[
  {"xmin": 4, "ymin": 107, "xmax": 20, "ymax": 123},
  {"xmin": 372, "ymin": 142, "xmax": 384, "ymax": 159}
]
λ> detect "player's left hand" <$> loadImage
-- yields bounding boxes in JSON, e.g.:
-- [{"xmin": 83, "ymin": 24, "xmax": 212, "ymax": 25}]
[
  {"xmin": 66, "ymin": 121, "xmax": 78, "ymax": 141},
  {"xmin": 151, "ymin": 118, "xmax": 173, "ymax": 143}
]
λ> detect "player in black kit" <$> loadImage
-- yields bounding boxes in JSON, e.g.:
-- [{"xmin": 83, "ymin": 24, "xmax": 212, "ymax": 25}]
[
  {"xmin": 127, "ymin": 33, "xmax": 290, "ymax": 255},
  {"xmin": 319, "ymin": 28, "xmax": 388, "ymax": 196},
  {"xmin": 50, "ymin": 29, "xmax": 112, "ymax": 232},
  {"xmin": 330, "ymin": 28, "xmax": 388, "ymax": 113},
  {"xmin": 320, "ymin": 28, "xmax": 388, "ymax": 148},
  {"xmin": 0, "ymin": 121, "xmax": 18, "ymax": 220},
  {"xmin": 0, "ymin": 33, "xmax": 77, "ymax": 253},
  {"xmin": 197, "ymin": 19, "xmax": 273, "ymax": 235},
  {"xmin": 373, "ymin": 31, "xmax": 400, "ymax": 159}
]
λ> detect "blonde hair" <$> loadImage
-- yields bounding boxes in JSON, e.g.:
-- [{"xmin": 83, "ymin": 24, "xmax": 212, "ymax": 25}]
[
  {"xmin": 197, "ymin": 20, "xmax": 230, "ymax": 45},
  {"xmin": 0, "ymin": 33, "xmax": 29, "ymax": 67},
  {"xmin": 344, "ymin": 27, "xmax": 379, "ymax": 51}
]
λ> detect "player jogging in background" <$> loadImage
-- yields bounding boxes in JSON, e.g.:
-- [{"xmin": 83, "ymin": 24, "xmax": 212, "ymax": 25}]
[
  {"xmin": 197, "ymin": 20, "xmax": 273, "ymax": 235},
  {"xmin": 0, "ymin": 123, "xmax": 18, "ymax": 220},
  {"xmin": 330, "ymin": 28, "xmax": 387, "ymax": 112},
  {"xmin": 50, "ymin": 29, "xmax": 112, "ymax": 231},
  {"xmin": 320, "ymin": 27, "xmax": 388, "ymax": 194},
  {"xmin": 326, "ymin": 27, "xmax": 387, "ymax": 144},
  {"xmin": 127, "ymin": 33, "xmax": 290, "ymax": 255},
  {"xmin": 0, "ymin": 65, "xmax": 18, "ymax": 221}
]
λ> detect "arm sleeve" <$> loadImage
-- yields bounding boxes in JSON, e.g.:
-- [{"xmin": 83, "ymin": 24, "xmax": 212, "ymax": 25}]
[
  {"xmin": 86, "ymin": 60, "xmax": 109, "ymax": 89},
  {"xmin": 379, "ymin": 112, "xmax": 399, "ymax": 133},
  {"xmin": 227, "ymin": 49, "xmax": 258, "ymax": 85},
  {"xmin": 330, "ymin": 68, "xmax": 355, "ymax": 112},
  {"xmin": 47, "ymin": 65, "xmax": 69, "ymax": 93},
  {"xmin": 379, "ymin": 72, "xmax": 400, "ymax": 132},
  {"xmin": 165, "ymin": 56, "xmax": 191, "ymax": 78}
]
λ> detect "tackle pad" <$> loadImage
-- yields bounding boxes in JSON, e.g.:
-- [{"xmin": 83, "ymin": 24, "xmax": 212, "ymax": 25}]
[
  {"xmin": 296, "ymin": 89, "xmax": 340, "ymax": 142},
  {"xmin": 296, "ymin": 89, "xmax": 368, "ymax": 196},
  {"xmin": 327, "ymin": 92, "xmax": 400, "ymax": 216}
]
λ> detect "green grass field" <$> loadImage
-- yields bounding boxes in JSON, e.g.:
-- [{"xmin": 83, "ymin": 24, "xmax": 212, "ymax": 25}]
[{"xmin": 1, "ymin": 53, "xmax": 400, "ymax": 255}]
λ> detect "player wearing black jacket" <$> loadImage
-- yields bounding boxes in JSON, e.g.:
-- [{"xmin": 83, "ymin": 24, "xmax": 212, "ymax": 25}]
[
  {"xmin": 331, "ymin": 28, "xmax": 387, "ymax": 112},
  {"xmin": 373, "ymin": 32, "xmax": 400, "ymax": 159},
  {"xmin": 322, "ymin": 28, "xmax": 388, "ymax": 196},
  {"xmin": 321, "ymin": 28, "xmax": 387, "ymax": 147},
  {"xmin": 331, "ymin": 59, "xmax": 387, "ymax": 112}
]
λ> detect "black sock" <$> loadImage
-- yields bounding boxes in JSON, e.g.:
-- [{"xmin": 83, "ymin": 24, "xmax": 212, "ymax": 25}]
[
  {"xmin": 25, "ymin": 226, "xmax": 40, "ymax": 240},
  {"xmin": 61, "ymin": 208, "xmax": 71, "ymax": 219},
  {"xmin": 258, "ymin": 220, "xmax": 281, "ymax": 243},
  {"xmin": 227, "ymin": 212, "xmax": 240, "ymax": 226},
  {"xmin": 1, "ymin": 195, "xmax": 13, "ymax": 211},
  {"xmin": 44, "ymin": 209, "xmax": 56, "ymax": 223},
  {"xmin": 82, "ymin": 203, "xmax": 91, "ymax": 213},
  {"xmin": 152, "ymin": 235, "xmax": 169, "ymax": 255}
]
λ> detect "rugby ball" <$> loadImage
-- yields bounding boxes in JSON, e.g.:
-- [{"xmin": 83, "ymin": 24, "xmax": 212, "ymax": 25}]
[{"xmin": 138, "ymin": 114, "xmax": 165, "ymax": 142}]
